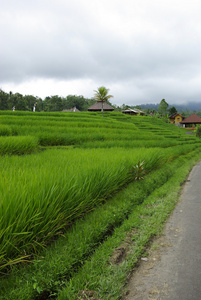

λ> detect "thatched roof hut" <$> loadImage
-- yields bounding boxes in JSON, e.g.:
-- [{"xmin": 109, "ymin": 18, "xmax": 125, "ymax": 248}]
[
  {"xmin": 122, "ymin": 108, "xmax": 145, "ymax": 115},
  {"xmin": 88, "ymin": 102, "xmax": 114, "ymax": 111}
]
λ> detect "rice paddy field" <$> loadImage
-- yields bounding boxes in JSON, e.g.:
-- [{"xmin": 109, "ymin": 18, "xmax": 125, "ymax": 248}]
[{"xmin": 1, "ymin": 110, "xmax": 201, "ymax": 299}]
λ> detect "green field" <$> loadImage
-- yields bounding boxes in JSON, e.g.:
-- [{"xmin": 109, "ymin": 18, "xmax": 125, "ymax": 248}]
[{"xmin": 0, "ymin": 110, "xmax": 201, "ymax": 299}]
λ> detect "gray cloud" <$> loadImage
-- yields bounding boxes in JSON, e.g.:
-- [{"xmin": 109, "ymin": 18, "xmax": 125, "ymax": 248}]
[{"xmin": 1, "ymin": 0, "xmax": 201, "ymax": 106}]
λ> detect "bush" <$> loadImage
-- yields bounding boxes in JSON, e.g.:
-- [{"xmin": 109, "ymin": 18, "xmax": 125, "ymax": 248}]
[{"xmin": 196, "ymin": 125, "xmax": 201, "ymax": 138}]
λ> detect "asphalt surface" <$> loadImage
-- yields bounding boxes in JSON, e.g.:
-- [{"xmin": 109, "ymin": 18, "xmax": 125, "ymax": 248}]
[{"xmin": 125, "ymin": 161, "xmax": 201, "ymax": 300}]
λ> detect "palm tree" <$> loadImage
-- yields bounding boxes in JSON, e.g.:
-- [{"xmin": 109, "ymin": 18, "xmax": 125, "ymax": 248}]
[{"xmin": 94, "ymin": 86, "xmax": 113, "ymax": 116}]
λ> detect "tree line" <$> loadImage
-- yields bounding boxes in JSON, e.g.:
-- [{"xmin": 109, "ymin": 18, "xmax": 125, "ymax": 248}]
[
  {"xmin": 1, "ymin": 89, "xmax": 200, "ymax": 118},
  {"xmin": 0, "ymin": 89, "xmax": 97, "ymax": 112}
]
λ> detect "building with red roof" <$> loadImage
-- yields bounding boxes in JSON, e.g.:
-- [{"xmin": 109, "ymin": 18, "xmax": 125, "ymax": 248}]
[
  {"xmin": 180, "ymin": 113, "xmax": 201, "ymax": 127},
  {"xmin": 169, "ymin": 113, "xmax": 184, "ymax": 124}
]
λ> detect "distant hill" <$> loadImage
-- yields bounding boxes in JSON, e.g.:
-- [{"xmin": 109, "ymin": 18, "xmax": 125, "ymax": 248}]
[{"xmin": 136, "ymin": 102, "xmax": 201, "ymax": 113}]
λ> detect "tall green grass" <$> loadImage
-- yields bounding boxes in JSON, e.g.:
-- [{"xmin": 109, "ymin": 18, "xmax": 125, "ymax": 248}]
[
  {"xmin": 0, "ymin": 110, "xmax": 200, "ymax": 271},
  {"xmin": 0, "ymin": 142, "xmax": 199, "ymax": 269},
  {"xmin": 0, "ymin": 125, "xmax": 12, "ymax": 136},
  {"xmin": 58, "ymin": 152, "xmax": 201, "ymax": 300},
  {"xmin": 0, "ymin": 136, "xmax": 38, "ymax": 155},
  {"xmin": 0, "ymin": 111, "xmax": 197, "ymax": 153},
  {"xmin": 0, "ymin": 147, "xmax": 165, "ymax": 269},
  {"xmin": 1, "ymin": 147, "xmax": 201, "ymax": 299}
]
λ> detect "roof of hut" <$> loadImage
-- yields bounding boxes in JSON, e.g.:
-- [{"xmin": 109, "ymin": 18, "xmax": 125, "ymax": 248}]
[
  {"xmin": 169, "ymin": 113, "xmax": 183, "ymax": 119},
  {"xmin": 122, "ymin": 108, "xmax": 145, "ymax": 115},
  {"xmin": 88, "ymin": 101, "xmax": 114, "ymax": 111},
  {"xmin": 180, "ymin": 113, "xmax": 201, "ymax": 124}
]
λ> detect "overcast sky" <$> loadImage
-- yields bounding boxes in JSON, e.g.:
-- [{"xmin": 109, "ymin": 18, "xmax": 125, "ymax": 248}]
[{"xmin": 1, "ymin": 0, "xmax": 201, "ymax": 106}]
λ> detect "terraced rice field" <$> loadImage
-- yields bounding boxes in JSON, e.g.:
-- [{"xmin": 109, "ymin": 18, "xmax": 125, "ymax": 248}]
[{"xmin": 0, "ymin": 110, "xmax": 201, "ymax": 299}]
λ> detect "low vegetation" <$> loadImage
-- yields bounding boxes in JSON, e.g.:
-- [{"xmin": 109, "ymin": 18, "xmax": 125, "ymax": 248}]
[
  {"xmin": 0, "ymin": 110, "xmax": 201, "ymax": 299},
  {"xmin": 196, "ymin": 125, "xmax": 201, "ymax": 138}
]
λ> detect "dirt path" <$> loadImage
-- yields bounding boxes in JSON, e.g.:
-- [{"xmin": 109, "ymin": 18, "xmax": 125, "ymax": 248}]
[{"xmin": 124, "ymin": 161, "xmax": 201, "ymax": 300}]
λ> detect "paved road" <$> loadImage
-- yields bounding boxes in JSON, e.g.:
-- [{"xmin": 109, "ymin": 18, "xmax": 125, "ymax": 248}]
[{"xmin": 125, "ymin": 161, "xmax": 201, "ymax": 300}]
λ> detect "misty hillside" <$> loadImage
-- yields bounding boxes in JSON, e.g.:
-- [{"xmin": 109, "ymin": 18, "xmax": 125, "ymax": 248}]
[{"xmin": 138, "ymin": 102, "xmax": 201, "ymax": 113}]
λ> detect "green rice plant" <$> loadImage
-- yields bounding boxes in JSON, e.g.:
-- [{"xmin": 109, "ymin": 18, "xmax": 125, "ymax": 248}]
[
  {"xmin": 0, "ymin": 111, "xmax": 195, "ymax": 151},
  {"xmin": 0, "ymin": 110, "xmax": 199, "ymax": 269},
  {"xmin": 57, "ymin": 150, "xmax": 201, "ymax": 300},
  {"xmin": 0, "ymin": 125, "xmax": 12, "ymax": 136},
  {"xmin": 0, "ymin": 143, "xmax": 197, "ymax": 271},
  {"xmin": 10, "ymin": 126, "xmax": 19, "ymax": 136},
  {"xmin": 81, "ymin": 139, "xmax": 182, "ymax": 148},
  {"xmin": 0, "ymin": 147, "xmax": 166, "ymax": 269},
  {"xmin": 195, "ymin": 125, "xmax": 201, "ymax": 138},
  {"xmin": 37, "ymin": 132, "xmax": 78, "ymax": 146},
  {"xmin": 0, "ymin": 114, "xmax": 136, "ymax": 131},
  {"xmin": 0, "ymin": 151, "xmax": 193, "ymax": 299},
  {"xmin": 0, "ymin": 110, "xmax": 200, "ymax": 298},
  {"xmin": 0, "ymin": 136, "xmax": 39, "ymax": 155}
]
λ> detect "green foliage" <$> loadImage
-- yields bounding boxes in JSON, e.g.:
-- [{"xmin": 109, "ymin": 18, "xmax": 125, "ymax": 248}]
[
  {"xmin": 0, "ymin": 89, "xmax": 96, "ymax": 112},
  {"xmin": 44, "ymin": 95, "xmax": 64, "ymax": 111},
  {"xmin": 131, "ymin": 160, "xmax": 146, "ymax": 180},
  {"xmin": 195, "ymin": 125, "xmax": 201, "ymax": 138},
  {"xmin": 169, "ymin": 106, "xmax": 177, "ymax": 116},
  {"xmin": 0, "ymin": 90, "xmax": 9, "ymax": 110},
  {"xmin": 64, "ymin": 95, "xmax": 95, "ymax": 111},
  {"xmin": 0, "ymin": 110, "xmax": 198, "ymax": 150},
  {"xmin": 0, "ymin": 125, "xmax": 12, "ymax": 136},
  {"xmin": 94, "ymin": 86, "xmax": 113, "ymax": 116},
  {"xmin": 0, "ymin": 147, "xmax": 167, "ymax": 268},
  {"xmin": 0, "ymin": 136, "xmax": 38, "ymax": 155},
  {"xmin": 0, "ymin": 110, "xmax": 201, "ymax": 300},
  {"xmin": 57, "ymin": 150, "xmax": 201, "ymax": 300},
  {"xmin": 1, "ymin": 151, "xmax": 199, "ymax": 299},
  {"xmin": 94, "ymin": 86, "xmax": 113, "ymax": 103},
  {"xmin": 158, "ymin": 98, "xmax": 169, "ymax": 116}
]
